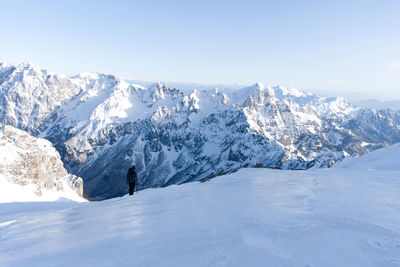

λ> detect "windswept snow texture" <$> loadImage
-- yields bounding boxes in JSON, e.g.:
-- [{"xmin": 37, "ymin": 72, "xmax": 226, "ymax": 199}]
[
  {"xmin": 1, "ymin": 62, "xmax": 400, "ymax": 199},
  {"xmin": 1, "ymin": 145, "xmax": 400, "ymax": 266}
]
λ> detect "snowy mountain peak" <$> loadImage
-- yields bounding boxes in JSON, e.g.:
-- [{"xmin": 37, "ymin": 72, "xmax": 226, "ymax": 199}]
[
  {"xmin": 0, "ymin": 62, "xmax": 46, "ymax": 75},
  {"xmin": 147, "ymin": 82, "xmax": 168, "ymax": 101},
  {"xmin": 15, "ymin": 62, "xmax": 49, "ymax": 76},
  {"xmin": 273, "ymin": 85, "xmax": 308, "ymax": 99},
  {"xmin": 17, "ymin": 61, "xmax": 41, "ymax": 69},
  {"xmin": 75, "ymin": 71, "xmax": 100, "ymax": 80},
  {"xmin": 0, "ymin": 62, "xmax": 14, "ymax": 70},
  {"xmin": 239, "ymin": 83, "xmax": 278, "ymax": 108},
  {"xmin": 142, "ymin": 82, "xmax": 184, "ymax": 104},
  {"xmin": 254, "ymin": 81, "xmax": 265, "ymax": 89}
]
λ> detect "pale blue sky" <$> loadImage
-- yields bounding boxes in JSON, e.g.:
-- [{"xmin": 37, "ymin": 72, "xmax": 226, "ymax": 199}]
[{"xmin": 1, "ymin": 0, "xmax": 399, "ymax": 100}]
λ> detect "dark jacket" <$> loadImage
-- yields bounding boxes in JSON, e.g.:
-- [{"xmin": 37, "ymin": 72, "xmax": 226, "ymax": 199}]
[{"xmin": 126, "ymin": 167, "xmax": 137, "ymax": 184}]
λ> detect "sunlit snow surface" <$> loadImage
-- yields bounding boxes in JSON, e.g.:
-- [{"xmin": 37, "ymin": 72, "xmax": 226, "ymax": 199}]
[
  {"xmin": 0, "ymin": 179, "xmax": 85, "ymax": 203},
  {"xmin": 1, "ymin": 146, "xmax": 400, "ymax": 266}
]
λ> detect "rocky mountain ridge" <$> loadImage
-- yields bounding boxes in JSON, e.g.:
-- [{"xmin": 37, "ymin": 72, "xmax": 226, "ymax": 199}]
[
  {"xmin": 0, "ymin": 125, "xmax": 83, "ymax": 200},
  {"xmin": 1, "ymin": 62, "xmax": 399, "ymax": 200}
]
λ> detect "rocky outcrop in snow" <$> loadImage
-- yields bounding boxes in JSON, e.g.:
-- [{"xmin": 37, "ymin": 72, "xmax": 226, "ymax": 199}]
[
  {"xmin": 0, "ymin": 125, "xmax": 83, "ymax": 200},
  {"xmin": 1, "ymin": 62, "xmax": 400, "ymax": 200}
]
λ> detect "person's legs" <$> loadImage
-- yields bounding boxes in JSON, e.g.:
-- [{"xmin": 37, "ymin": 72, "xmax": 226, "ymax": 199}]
[{"xmin": 129, "ymin": 183, "xmax": 134, "ymax": 195}]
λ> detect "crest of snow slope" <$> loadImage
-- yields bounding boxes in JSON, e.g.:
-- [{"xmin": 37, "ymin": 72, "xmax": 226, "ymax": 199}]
[
  {"xmin": 1, "ymin": 145, "xmax": 400, "ymax": 266},
  {"xmin": 335, "ymin": 142, "xmax": 400, "ymax": 171},
  {"xmin": 1, "ymin": 62, "xmax": 400, "ymax": 200},
  {"xmin": 0, "ymin": 125, "xmax": 85, "ymax": 202}
]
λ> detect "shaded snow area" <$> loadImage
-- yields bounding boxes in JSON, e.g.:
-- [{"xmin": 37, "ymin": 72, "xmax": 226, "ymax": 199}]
[{"xmin": 1, "ymin": 158, "xmax": 400, "ymax": 266}]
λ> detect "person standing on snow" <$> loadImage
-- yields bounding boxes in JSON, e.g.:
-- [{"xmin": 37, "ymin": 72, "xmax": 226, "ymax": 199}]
[{"xmin": 126, "ymin": 165, "xmax": 137, "ymax": 196}]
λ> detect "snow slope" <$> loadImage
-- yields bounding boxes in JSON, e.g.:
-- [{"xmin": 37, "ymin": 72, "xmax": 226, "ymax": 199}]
[
  {"xmin": 0, "ymin": 179, "xmax": 84, "ymax": 203},
  {"xmin": 1, "ymin": 145, "xmax": 400, "ymax": 266},
  {"xmin": 336, "ymin": 142, "xmax": 400, "ymax": 171}
]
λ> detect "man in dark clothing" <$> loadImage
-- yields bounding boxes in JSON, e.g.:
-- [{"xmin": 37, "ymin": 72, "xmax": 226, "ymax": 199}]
[{"xmin": 126, "ymin": 165, "xmax": 137, "ymax": 195}]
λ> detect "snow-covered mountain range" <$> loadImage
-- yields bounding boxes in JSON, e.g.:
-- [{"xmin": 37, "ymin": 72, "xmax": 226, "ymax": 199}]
[
  {"xmin": 0, "ymin": 125, "xmax": 84, "ymax": 202},
  {"xmin": 1, "ymin": 62, "xmax": 400, "ymax": 199}
]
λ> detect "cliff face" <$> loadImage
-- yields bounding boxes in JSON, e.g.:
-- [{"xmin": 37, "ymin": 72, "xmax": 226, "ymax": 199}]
[{"xmin": 0, "ymin": 125, "xmax": 83, "ymax": 199}]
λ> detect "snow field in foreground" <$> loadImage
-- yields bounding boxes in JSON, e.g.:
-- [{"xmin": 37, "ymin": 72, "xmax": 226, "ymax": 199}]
[{"xmin": 1, "ymin": 166, "xmax": 400, "ymax": 267}]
